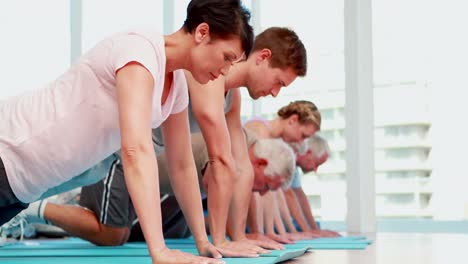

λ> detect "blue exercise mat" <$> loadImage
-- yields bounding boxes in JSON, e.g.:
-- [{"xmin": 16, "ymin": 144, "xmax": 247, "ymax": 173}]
[
  {"xmin": 284, "ymin": 242, "xmax": 369, "ymax": 250},
  {"xmin": 0, "ymin": 256, "xmax": 281, "ymax": 264},
  {"xmin": 0, "ymin": 238, "xmax": 308, "ymax": 264}
]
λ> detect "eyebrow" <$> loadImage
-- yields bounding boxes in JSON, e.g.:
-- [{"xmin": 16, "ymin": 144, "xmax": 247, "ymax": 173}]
[{"xmin": 231, "ymin": 52, "xmax": 245, "ymax": 63}]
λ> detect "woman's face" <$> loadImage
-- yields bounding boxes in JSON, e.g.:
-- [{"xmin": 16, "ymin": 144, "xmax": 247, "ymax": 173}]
[
  {"xmin": 189, "ymin": 24, "xmax": 244, "ymax": 84},
  {"xmin": 282, "ymin": 115, "xmax": 318, "ymax": 143}
]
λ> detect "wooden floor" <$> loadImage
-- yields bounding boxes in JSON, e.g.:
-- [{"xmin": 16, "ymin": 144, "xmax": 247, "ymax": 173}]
[{"xmin": 284, "ymin": 233, "xmax": 468, "ymax": 264}]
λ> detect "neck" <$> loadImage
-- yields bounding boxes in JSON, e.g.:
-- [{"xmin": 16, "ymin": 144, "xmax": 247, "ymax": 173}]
[
  {"xmin": 164, "ymin": 28, "xmax": 192, "ymax": 73},
  {"xmin": 224, "ymin": 59, "xmax": 250, "ymax": 92},
  {"xmin": 268, "ymin": 118, "xmax": 284, "ymax": 138}
]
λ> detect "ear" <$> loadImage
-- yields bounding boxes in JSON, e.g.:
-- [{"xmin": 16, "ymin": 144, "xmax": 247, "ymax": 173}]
[
  {"xmin": 254, "ymin": 158, "xmax": 268, "ymax": 167},
  {"xmin": 194, "ymin": 22, "xmax": 210, "ymax": 44},
  {"xmin": 256, "ymin": 48, "xmax": 272, "ymax": 64},
  {"xmin": 288, "ymin": 114, "xmax": 299, "ymax": 125},
  {"xmin": 319, "ymin": 153, "xmax": 329, "ymax": 164}
]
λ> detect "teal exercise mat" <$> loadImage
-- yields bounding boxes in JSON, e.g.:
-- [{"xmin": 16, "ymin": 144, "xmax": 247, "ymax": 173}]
[
  {"xmin": 0, "ymin": 248, "xmax": 151, "ymax": 257},
  {"xmin": 0, "ymin": 249, "xmax": 302, "ymax": 264},
  {"xmin": 0, "ymin": 240, "xmax": 307, "ymax": 263},
  {"xmin": 0, "ymin": 242, "xmax": 307, "ymax": 264},
  {"xmin": 0, "ymin": 256, "xmax": 280, "ymax": 264},
  {"xmin": 166, "ymin": 246, "xmax": 308, "ymax": 258},
  {"xmin": 284, "ymin": 242, "xmax": 369, "ymax": 250},
  {"xmin": 164, "ymin": 235, "xmax": 369, "ymax": 244},
  {"xmin": 0, "ymin": 257, "xmax": 153, "ymax": 264},
  {"xmin": 293, "ymin": 238, "xmax": 373, "ymax": 245}
]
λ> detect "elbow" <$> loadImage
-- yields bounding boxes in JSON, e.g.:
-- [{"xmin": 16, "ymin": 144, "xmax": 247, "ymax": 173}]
[
  {"xmin": 210, "ymin": 155, "xmax": 238, "ymax": 184},
  {"xmin": 120, "ymin": 142, "xmax": 153, "ymax": 166}
]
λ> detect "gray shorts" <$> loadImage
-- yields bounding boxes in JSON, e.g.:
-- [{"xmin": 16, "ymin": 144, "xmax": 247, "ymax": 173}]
[{"xmin": 78, "ymin": 156, "xmax": 136, "ymax": 228}]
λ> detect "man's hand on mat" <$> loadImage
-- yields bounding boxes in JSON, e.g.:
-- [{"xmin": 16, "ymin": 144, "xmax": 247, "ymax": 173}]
[
  {"xmin": 266, "ymin": 233, "xmax": 295, "ymax": 244},
  {"xmin": 214, "ymin": 240, "xmax": 261, "ymax": 257},
  {"xmin": 196, "ymin": 240, "xmax": 222, "ymax": 259},
  {"xmin": 244, "ymin": 233, "xmax": 285, "ymax": 250},
  {"xmin": 152, "ymin": 247, "xmax": 225, "ymax": 264}
]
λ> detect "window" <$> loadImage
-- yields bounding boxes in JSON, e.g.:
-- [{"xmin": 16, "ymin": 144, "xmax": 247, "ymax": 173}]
[{"xmin": 0, "ymin": 1, "xmax": 70, "ymax": 99}]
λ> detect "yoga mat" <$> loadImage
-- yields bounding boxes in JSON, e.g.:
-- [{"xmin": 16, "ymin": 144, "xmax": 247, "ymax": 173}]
[
  {"xmin": 0, "ymin": 239, "xmax": 308, "ymax": 264},
  {"xmin": 0, "ymin": 256, "xmax": 279, "ymax": 264},
  {"xmin": 284, "ymin": 242, "xmax": 369, "ymax": 250},
  {"xmin": 164, "ymin": 235, "xmax": 369, "ymax": 244},
  {"xmin": 293, "ymin": 238, "xmax": 373, "ymax": 245}
]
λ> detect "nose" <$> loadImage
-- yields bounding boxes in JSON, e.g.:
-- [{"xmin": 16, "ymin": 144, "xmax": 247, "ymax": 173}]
[
  {"xmin": 270, "ymin": 87, "xmax": 280, "ymax": 97},
  {"xmin": 220, "ymin": 62, "xmax": 232, "ymax": 76}
]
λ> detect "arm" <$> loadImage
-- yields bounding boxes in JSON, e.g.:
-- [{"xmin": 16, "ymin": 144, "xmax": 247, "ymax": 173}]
[
  {"xmin": 116, "ymin": 63, "xmax": 166, "ymax": 257},
  {"xmin": 275, "ymin": 190, "xmax": 298, "ymax": 233},
  {"xmin": 225, "ymin": 89, "xmax": 254, "ymax": 241},
  {"xmin": 262, "ymin": 191, "xmax": 294, "ymax": 244},
  {"xmin": 116, "ymin": 65, "xmax": 222, "ymax": 264},
  {"xmin": 247, "ymin": 192, "xmax": 263, "ymax": 234},
  {"xmin": 162, "ymin": 109, "xmax": 220, "ymax": 258},
  {"xmin": 293, "ymin": 187, "xmax": 319, "ymax": 230},
  {"xmin": 284, "ymin": 188, "xmax": 313, "ymax": 231},
  {"xmin": 185, "ymin": 71, "xmax": 237, "ymax": 246},
  {"xmin": 293, "ymin": 187, "xmax": 341, "ymax": 237}
]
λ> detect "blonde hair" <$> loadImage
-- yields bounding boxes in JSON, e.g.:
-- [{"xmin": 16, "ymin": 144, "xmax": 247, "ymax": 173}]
[
  {"xmin": 277, "ymin": 100, "xmax": 321, "ymax": 130},
  {"xmin": 253, "ymin": 139, "xmax": 296, "ymax": 189}
]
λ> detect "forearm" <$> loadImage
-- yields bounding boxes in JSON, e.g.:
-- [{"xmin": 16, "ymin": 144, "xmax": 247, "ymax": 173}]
[
  {"xmin": 262, "ymin": 193, "xmax": 276, "ymax": 234},
  {"xmin": 296, "ymin": 189, "xmax": 319, "ymax": 229},
  {"xmin": 208, "ymin": 160, "xmax": 236, "ymax": 244},
  {"xmin": 229, "ymin": 165, "xmax": 254, "ymax": 240},
  {"xmin": 247, "ymin": 192, "xmax": 263, "ymax": 234},
  {"xmin": 273, "ymin": 206, "xmax": 288, "ymax": 235},
  {"xmin": 275, "ymin": 191, "xmax": 297, "ymax": 233},
  {"xmin": 284, "ymin": 189, "xmax": 312, "ymax": 232},
  {"xmin": 170, "ymin": 166, "xmax": 208, "ymax": 243},
  {"xmin": 122, "ymin": 151, "xmax": 165, "ymax": 255}
]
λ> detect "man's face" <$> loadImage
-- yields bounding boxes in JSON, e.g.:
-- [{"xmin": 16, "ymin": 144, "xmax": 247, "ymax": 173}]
[
  {"xmin": 252, "ymin": 164, "xmax": 286, "ymax": 195},
  {"xmin": 297, "ymin": 151, "xmax": 329, "ymax": 173},
  {"xmin": 246, "ymin": 54, "xmax": 297, "ymax": 99}
]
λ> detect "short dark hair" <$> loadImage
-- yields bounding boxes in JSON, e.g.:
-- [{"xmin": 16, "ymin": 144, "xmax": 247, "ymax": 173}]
[
  {"xmin": 252, "ymin": 27, "xmax": 307, "ymax": 76},
  {"xmin": 183, "ymin": 0, "xmax": 254, "ymax": 57}
]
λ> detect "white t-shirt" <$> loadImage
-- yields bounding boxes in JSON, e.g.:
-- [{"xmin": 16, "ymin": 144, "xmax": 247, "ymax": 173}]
[{"xmin": 0, "ymin": 29, "xmax": 188, "ymax": 203}]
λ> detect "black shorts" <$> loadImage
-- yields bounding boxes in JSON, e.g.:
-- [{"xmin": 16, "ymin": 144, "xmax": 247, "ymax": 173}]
[{"xmin": 0, "ymin": 156, "xmax": 28, "ymax": 225}]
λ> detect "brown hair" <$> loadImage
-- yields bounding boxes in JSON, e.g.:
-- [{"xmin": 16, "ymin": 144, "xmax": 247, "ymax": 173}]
[
  {"xmin": 277, "ymin": 100, "xmax": 321, "ymax": 130},
  {"xmin": 252, "ymin": 27, "xmax": 307, "ymax": 76}
]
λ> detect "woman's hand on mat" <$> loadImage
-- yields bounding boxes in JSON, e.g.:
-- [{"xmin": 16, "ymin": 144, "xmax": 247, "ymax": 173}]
[
  {"xmin": 244, "ymin": 233, "xmax": 285, "ymax": 250},
  {"xmin": 322, "ymin": 229, "xmax": 341, "ymax": 237},
  {"xmin": 294, "ymin": 231, "xmax": 326, "ymax": 240},
  {"xmin": 285, "ymin": 232, "xmax": 310, "ymax": 241},
  {"xmin": 213, "ymin": 240, "xmax": 261, "ymax": 258},
  {"xmin": 233, "ymin": 237, "xmax": 273, "ymax": 253},
  {"xmin": 196, "ymin": 240, "xmax": 222, "ymax": 259},
  {"xmin": 308, "ymin": 229, "xmax": 341, "ymax": 238},
  {"xmin": 266, "ymin": 233, "xmax": 295, "ymax": 244},
  {"xmin": 152, "ymin": 247, "xmax": 225, "ymax": 264}
]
